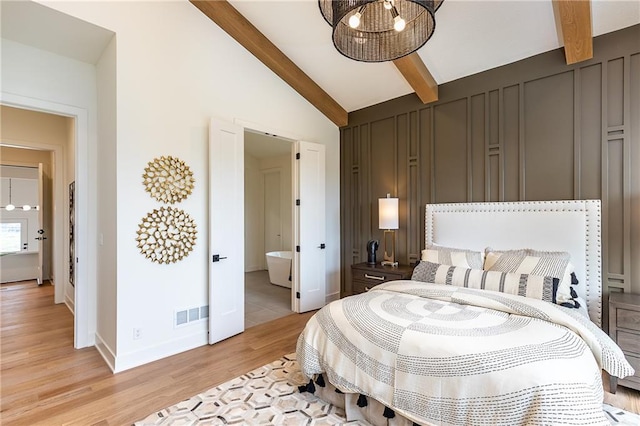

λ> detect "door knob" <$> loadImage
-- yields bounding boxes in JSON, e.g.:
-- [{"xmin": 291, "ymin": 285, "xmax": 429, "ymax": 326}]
[{"xmin": 212, "ymin": 254, "xmax": 228, "ymax": 262}]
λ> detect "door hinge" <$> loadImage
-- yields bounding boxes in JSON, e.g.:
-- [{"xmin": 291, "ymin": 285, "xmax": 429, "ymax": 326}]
[
  {"xmin": 296, "ymin": 245, "xmax": 300, "ymax": 252},
  {"xmin": 296, "ymin": 292, "xmax": 300, "ymax": 299},
  {"xmin": 296, "ymin": 199, "xmax": 300, "ymax": 206},
  {"xmin": 296, "ymin": 153, "xmax": 300, "ymax": 160}
]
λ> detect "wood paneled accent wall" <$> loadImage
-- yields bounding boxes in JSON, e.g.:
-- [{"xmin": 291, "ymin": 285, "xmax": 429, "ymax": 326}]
[{"xmin": 340, "ymin": 25, "xmax": 640, "ymax": 324}]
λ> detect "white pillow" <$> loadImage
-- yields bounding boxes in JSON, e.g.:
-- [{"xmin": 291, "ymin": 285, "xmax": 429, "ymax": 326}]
[
  {"xmin": 484, "ymin": 248, "xmax": 575, "ymax": 304},
  {"xmin": 421, "ymin": 244, "xmax": 484, "ymax": 269}
]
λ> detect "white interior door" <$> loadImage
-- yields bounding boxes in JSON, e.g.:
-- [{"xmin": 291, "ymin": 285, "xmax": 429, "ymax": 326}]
[
  {"xmin": 263, "ymin": 170, "xmax": 282, "ymax": 255},
  {"xmin": 36, "ymin": 163, "xmax": 44, "ymax": 284},
  {"xmin": 293, "ymin": 141, "xmax": 326, "ymax": 313},
  {"xmin": 209, "ymin": 118, "xmax": 244, "ymax": 344}
]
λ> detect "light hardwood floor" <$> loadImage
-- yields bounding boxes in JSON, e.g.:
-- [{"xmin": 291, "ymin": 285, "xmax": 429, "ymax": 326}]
[
  {"xmin": 1, "ymin": 281, "xmax": 638, "ymax": 425},
  {"xmin": 1, "ymin": 281, "xmax": 314, "ymax": 425}
]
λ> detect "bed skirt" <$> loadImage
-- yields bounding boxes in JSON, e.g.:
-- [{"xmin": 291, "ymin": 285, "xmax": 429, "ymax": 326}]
[{"xmin": 310, "ymin": 375, "xmax": 416, "ymax": 426}]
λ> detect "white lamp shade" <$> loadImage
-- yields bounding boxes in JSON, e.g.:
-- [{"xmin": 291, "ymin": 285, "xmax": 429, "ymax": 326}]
[{"xmin": 379, "ymin": 197, "xmax": 399, "ymax": 230}]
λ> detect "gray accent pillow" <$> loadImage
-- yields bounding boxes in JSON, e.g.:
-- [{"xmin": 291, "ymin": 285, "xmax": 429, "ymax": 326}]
[{"xmin": 412, "ymin": 261, "xmax": 559, "ymax": 303}]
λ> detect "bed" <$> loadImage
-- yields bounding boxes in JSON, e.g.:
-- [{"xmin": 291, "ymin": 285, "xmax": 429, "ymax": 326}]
[{"xmin": 296, "ymin": 200, "xmax": 635, "ymax": 426}]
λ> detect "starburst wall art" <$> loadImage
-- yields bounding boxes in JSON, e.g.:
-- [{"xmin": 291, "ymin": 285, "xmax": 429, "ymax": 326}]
[
  {"xmin": 135, "ymin": 206, "xmax": 197, "ymax": 264},
  {"xmin": 142, "ymin": 155, "xmax": 195, "ymax": 204}
]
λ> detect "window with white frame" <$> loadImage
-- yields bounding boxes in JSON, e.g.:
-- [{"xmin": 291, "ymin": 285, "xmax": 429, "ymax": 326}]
[{"xmin": 0, "ymin": 219, "xmax": 28, "ymax": 254}]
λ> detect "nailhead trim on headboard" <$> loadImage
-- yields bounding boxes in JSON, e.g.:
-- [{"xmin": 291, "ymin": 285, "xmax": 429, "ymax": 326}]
[{"xmin": 425, "ymin": 200, "xmax": 602, "ymax": 326}]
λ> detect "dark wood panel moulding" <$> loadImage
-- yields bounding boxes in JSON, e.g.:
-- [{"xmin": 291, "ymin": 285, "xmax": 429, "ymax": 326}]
[
  {"xmin": 467, "ymin": 96, "xmax": 473, "ymax": 201},
  {"xmin": 601, "ymin": 54, "xmax": 611, "ymax": 293},
  {"xmin": 340, "ymin": 25, "xmax": 639, "ymax": 298},
  {"xmin": 429, "ymin": 107, "xmax": 436, "ymax": 204},
  {"xmin": 519, "ymin": 83, "xmax": 526, "ymax": 200},
  {"xmin": 497, "ymin": 85, "xmax": 505, "ymax": 200},
  {"xmin": 189, "ymin": 0, "xmax": 348, "ymax": 127},
  {"xmin": 622, "ymin": 53, "xmax": 632, "ymax": 295},
  {"xmin": 484, "ymin": 91, "xmax": 491, "ymax": 201}
]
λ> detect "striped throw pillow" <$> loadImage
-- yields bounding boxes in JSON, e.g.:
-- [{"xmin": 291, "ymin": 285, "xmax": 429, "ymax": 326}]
[
  {"xmin": 421, "ymin": 244, "xmax": 484, "ymax": 269},
  {"xmin": 412, "ymin": 261, "xmax": 559, "ymax": 303},
  {"xmin": 484, "ymin": 248, "xmax": 574, "ymax": 305}
]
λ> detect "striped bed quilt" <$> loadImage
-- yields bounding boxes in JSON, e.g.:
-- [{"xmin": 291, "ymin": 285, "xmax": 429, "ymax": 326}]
[{"xmin": 296, "ymin": 281, "xmax": 635, "ymax": 426}]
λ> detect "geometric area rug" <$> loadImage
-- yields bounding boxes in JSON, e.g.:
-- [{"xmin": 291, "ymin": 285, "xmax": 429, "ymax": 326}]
[{"xmin": 133, "ymin": 353, "xmax": 640, "ymax": 426}]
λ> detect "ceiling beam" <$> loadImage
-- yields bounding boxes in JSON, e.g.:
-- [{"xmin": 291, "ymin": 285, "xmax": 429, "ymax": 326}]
[
  {"xmin": 189, "ymin": 0, "xmax": 348, "ymax": 127},
  {"xmin": 393, "ymin": 53, "xmax": 438, "ymax": 104},
  {"xmin": 553, "ymin": 0, "xmax": 593, "ymax": 65}
]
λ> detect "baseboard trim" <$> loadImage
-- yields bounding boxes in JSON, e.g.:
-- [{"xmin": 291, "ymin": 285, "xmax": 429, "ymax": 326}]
[
  {"xmin": 325, "ymin": 291, "xmax": 340, "ymax": 304},
  {"xmin": 95, "ymin": 332, "xmax": 116, "ymax": 372},
  {"xmin": 114, "ymin": 330, "xmax": 208, "ymax": 373}
]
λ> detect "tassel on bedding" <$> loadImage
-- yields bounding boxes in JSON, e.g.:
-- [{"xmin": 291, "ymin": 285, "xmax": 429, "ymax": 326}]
[
  {"xmin": 357, "ymin": 394, "xmax": 368, "ymax": 407},
  {"xmin": 383, "ymin": 407, "xmax": 396, "ymax": 418},
  {"xmin": 298, "ymin": 379, "xmax": 316, "ymax": 394}
]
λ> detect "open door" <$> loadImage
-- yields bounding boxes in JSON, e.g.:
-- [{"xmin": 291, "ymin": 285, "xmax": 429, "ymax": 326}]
[
  {"xmin": 293, "ymin": 141, "xmax": 326, "ymax": 313},
  {"xmin": 208, "ymin": 118, "xmax": 244, "ymax": 344},
  {"xmin": 35, "ymin": 163, "xmax": 44, "ymax": 285}
]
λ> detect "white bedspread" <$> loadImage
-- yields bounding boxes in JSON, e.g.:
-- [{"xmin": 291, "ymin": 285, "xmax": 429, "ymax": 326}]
[{"xmin": 296, "ymin": 281, "xmax": 635, "ymax": 426}]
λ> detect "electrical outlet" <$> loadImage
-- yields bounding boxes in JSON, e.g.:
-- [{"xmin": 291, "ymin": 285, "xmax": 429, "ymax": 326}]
[{"xmin": 133, "ymin": 328, "xmax": 142, "ymax": 340}]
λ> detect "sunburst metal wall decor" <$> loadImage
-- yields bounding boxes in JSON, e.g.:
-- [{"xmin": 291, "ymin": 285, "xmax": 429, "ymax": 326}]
[
  {"xmin": 136, "ymin": 206, "xmax": 197, "ymax": 264},
  {"xmin": 142, "ymin": 156, "xmax": 195, "ymax": 204}
]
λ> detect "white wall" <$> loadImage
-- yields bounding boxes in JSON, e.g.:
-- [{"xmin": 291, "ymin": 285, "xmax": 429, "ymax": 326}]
[
  {"xmin": 35, "ymin": 1, "xmax": 340, "ymax": 371},
  {"xmin": 95, "ymin": 35, "xmax": 118, "ymax": 363},
  {"xmin": 260, "ymin": 154, "xmax": 293, "ymax": 252},
  {"xmin": 244, "ymin": 153, "xmax": 263, "ymax": 272},
  {"xmin": 1, "ymin": 36, "xmax": 99, "ymax": 345}
]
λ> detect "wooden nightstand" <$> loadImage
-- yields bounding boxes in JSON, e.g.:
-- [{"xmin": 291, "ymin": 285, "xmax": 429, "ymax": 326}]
[
  {"xmin": 608, "ymin": 292, "xmax": 640, "ymax": 392},
  {"xmin": 350, "ymin": 262, "xmax": 415, "ymax": 296}
]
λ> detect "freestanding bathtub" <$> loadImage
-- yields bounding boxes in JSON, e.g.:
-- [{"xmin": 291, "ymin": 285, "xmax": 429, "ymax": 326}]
[{"xmin": 265, "ymin": 251, "xmax": 293, "ymax": 288}]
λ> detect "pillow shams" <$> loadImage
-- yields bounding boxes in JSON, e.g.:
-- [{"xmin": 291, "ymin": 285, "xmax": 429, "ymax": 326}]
[
  {"xmin": 412, "ymin": 261, "xmax": 559, "ymax": 303},
  {"xmin": 484, "ymin": 248, "xmax": 574, "ymax": 304},
  {"xmin": 421, "ymin": 244, "xmax": 484, "ymax": 269}
]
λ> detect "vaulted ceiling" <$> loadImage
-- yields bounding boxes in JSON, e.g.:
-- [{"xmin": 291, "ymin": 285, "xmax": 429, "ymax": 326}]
[
  {"xmin": 2, "ymin": 1, "xmax": 639, "ymax": 128},
  {"xmin": 193, "ymin": 0, "xmax": 639, "ymax": 126}
]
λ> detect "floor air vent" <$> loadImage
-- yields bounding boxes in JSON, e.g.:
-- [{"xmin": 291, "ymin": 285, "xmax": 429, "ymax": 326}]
[
  {"xmin": 175, "ymin": 305, "xmax": 209, "ymax": 327},
  {"xmin": 200, "ymin": 305, "xmax": 209, "ymax": 318},
  {"xmin": 176, "ymin": 310, "xmax": 188, "ymax": 326}
]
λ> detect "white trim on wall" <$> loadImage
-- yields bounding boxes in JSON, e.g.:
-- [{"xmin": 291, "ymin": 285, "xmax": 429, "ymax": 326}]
[
  {"xmin": 1, "ymin": 91, "xmax": 93, "ymax": 349},
  {"xmin": 234, "ymin": 118, "xmax": 302, "ymax": 142}
]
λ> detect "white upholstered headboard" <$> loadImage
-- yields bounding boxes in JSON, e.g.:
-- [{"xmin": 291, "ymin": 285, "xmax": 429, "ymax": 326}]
[{"xmin": 425, "ymin": 200, "xmax": 602, "ymax": 326}]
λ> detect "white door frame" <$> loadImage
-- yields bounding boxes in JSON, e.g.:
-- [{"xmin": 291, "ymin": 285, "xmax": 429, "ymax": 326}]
[
  {"xmin": 236, "ymin": 119, "xmax": 300, "ymax": 308},
  {"xmin": 37, "ymin": 163, "xmax": 44, "ymax": 285},
  {"xmin": 1, "ymin": 92, "xmax": 93, "ymax": 349}
]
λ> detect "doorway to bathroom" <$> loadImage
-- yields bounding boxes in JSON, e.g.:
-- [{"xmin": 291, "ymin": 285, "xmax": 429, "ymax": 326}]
[{"xmin": 243, "ymin": 130, "xmax": 293, "ymax": 328}]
